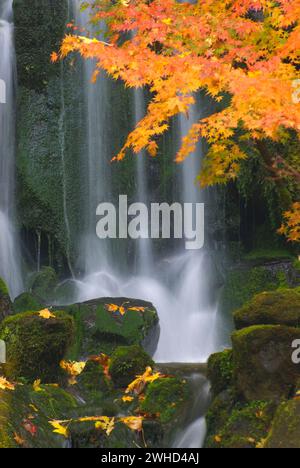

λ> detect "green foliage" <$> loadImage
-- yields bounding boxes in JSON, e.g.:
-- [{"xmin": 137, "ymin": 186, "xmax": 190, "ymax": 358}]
[
  {"xmin": 141, "ymin": 378, "xmax": 188, "ymax": 424},
  {"xmin": 13, "ymin": 293, "xmax": 44, "ymax": 314},
  {"xmin": 109, "ymin": 345, "xmax": 154, "ymax": 388}
]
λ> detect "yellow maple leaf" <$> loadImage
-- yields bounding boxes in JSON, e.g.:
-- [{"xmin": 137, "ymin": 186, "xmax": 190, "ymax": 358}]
[
  {"xmin": 60, "ymin": 360, "xmax": 86, "ymax": 385},
  {"xmin": 120, "ymin": 416, "xmax": 143, "ymax": 432},
  {"xmin": 128, "ymin": 307, "xmax": 146, "ymax": 312},
  {"xmin": 125, "ymin": 367, "xmax": 164, "ymax": 395},
  {"xmin": 33, "ymin": 379, "xmax": 42, "ymax": 392},
  {"xmin": 38, "ymin": 309, "xmax": 56, "ymax": 319},
  {"xmin": 122, "ymin": 395, "xmax": 134, "ymax": 403},
  {"xmin": 95, "ymin": 417, "xmax": 115, "ymax": 436},
  {"xmin": 49, "ymin": 420, "xmax": 69, "ymax": 438},
  {"xmin": 0, "ymin": 376, "xmax": 15, "ymax": 391}
]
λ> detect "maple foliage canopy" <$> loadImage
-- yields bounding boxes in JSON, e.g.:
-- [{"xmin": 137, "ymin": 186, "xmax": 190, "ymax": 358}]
[{"xmin": 58, "ymin": 0, "xmax": 300, "ymax": 240}]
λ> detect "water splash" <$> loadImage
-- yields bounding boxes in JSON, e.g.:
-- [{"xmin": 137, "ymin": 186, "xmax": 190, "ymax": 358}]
[{"xmin": 0, "ymin": 0, "xmax": 23, "ymax": 298}]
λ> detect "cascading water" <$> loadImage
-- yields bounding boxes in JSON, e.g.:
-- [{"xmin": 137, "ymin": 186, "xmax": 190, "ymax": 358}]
[
  {"xmin": 0, "ymin": 0, "xmax": 23, "ymax": 298},
  {"xmin": 67, "ymin": 0, "xmax": 227, "ymax": 447},
  {"xmin": 69, "ymin": 0, "xmax": 225, "ymax": 364}
]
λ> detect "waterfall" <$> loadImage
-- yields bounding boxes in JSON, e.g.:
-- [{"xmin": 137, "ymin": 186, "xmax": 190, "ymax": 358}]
[
  {"xmin": 132, "ymin": 86, "xmax": 153, "ymax": 274},
  {"xmin": 68, "ymin": 0, "xmax": 225, "ymax": 366},
  {"xmin": 0, "ymin": 0, "xmax": 23, "ymax": 299}
]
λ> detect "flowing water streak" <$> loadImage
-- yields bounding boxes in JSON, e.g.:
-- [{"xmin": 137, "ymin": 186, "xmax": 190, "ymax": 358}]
[{"xmin": 0, "ymin": 0, "xmax": 23, "ymax": 298}]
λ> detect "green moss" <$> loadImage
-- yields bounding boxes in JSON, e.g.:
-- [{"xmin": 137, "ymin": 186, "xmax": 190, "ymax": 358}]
[
  {"xmin": 221, "ymin": 266, "xmax": 280, "ymax": 318},
  {"xmin": 29, "ymin": 267, "xmax": 59, "ymax": 303},
  {"xmin": 109, "ymin": 345, "xmax": 154, "ymax": 388},
  {"xmin": 0, "ymin": 310, "xmax": 75, "ymax": 381},
  {"xmin": 0, "ymin": 278, "xmax": 12, "ymax": 323},
  {"xmin": 232, "ymin": 325, "xmax": 300, "ymax": 401},
  {"xmin": 207, "ymin": 350, "xmax": 234, "ymax": 397},
  {"xmin": 234, "ymin": 288, "xmax": 300, "ymax": 329},
  {"xmin": 66, "ymin": 299, "xmax": 159, "ymax": 359},
  {"xmin": 141, "ymin": 377, "xmax": 188, "ymax": 424},
  {"xmin": 0, "ymin": 384, "xmax": 78, "ymax": 448},
  {"xmin": 265, "ymin": 399, "xmax": 300, "ymax": 448},
  {"xmin": 243, "ymin": 249, "xmax": 293, "ymax": 263},
  {"xmin": 206, "ymin": 400, "xmax": 275, "ymax": 449},
  {"xmin": 77, "ymin": 360, "xmax": 112, "ymax": 404},
  {"xmin": 13, "ymin": 292, "xmax": 44, "ymax": 314}
]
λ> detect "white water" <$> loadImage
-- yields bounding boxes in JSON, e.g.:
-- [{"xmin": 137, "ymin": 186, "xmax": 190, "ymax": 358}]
[
  {"xmin": 69, "ymin": 0, "xmax": 225, "ymax": 364},
  {"xmin": 0, "ymin": 0, "xmax": 23, "ymax": 298}
]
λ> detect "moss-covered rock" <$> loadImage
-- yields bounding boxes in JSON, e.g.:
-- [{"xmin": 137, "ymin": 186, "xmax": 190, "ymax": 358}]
[
  {"xmin": 109, "ymin": 345, "xmax": 154, "ymax": 388},
  {"xmin": 232, "ymin": 325, "xmax": 300, "ymax": 401},
  {"xmin": 29, "ymin": 267, "xmax": 59, "ymax": 303},
  {"xmin": 0, "ymin": 310, "xmax": 74, "ymax": 381},
  {"xmin": 77, "ymin": 360, "xmax": 112, "ymax": 405},
  {"xmin": 141, "ymin": 377, "xmax": 188, "ymax": 425},
  {"xmin": 220, "ymin": 262, "xmax": 294, "ymax": 319},
  {"xmin": 265, "ymin": 399, "xmax": 300, "ymax": 448},
  {"xmin": 207, "ymin": 349, "xmax": 233, "ymax": 397},
  {"xmin": 234, "ymin": 288, "xmax": 300, "ymax": 330},
  {"xmin": 0, "ymin": 278, "xmax": 12, "ymax": 322},
  {"xmin": 66, "ymin": 298, "xmax": 159, "ymax": 359},
  {"xmin": 12, "ymin": 292, "xmax": 44, "ymax": 314},
  {"xmin": 69, "ymin": 419, "xmax": 138, "ymax": 449},
  {"xmin": 0, "ymin": 383, "xmax": 78, "ymax": 448},
  {"xmin": 205, "ymin": 400, "xmax": 275, "ymax": 449}
]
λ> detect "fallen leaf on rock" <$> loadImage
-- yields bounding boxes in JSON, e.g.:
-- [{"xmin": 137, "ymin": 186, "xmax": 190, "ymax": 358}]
[
  {"xmin": 13, "ymin": 433, "xmax": 25, "ymax": 446},
  {"xmin": 49, "ymin": 420, "xmax": 69, "ymax": 438},
  {"xmin": 60, "ymin": 360, "xmax": 86, "ymax": 385},
  {"xmin": 122, "ymin": 396, "xmax": 134, "ymax": 403},
  {"xmin": 0, "ymin": 376, "xmax": 15, "ymax": 391},
  {"xmin": 95, "ymin": 417, "xmax": 115, "ymax": 436},
  {"xmin": 126, "ymin": 367, "xmax": 165, "ymax": 395},
  {"xmin": 120, "ymin": 416, "xmax": 143, "ymax": 432},
  {"xmin": 214, "ymin": 435, "xmax": 222, "ymax": 444},
  {"xmin": 23, "ymin": 419, "xmax": 37, "ymax": 437},
  {"xmin": 128, "ymin": 307, "xmax": 146, "ymax": 312},
  {"xmin": 33, "ymin": 379, "xmax": 42, "ymax": 392},
  {"xmin": 89, "ymin": 354, "xmax": 111, "ymax": 379},
  {"xmin": 38, "ymin": 309, "xmax": 56, "ymax": 319}
]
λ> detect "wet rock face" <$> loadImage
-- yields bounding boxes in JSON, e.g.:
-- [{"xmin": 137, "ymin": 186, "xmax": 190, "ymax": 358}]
[
  {"xmin": 232, "ymin": 325, "xmax": 300, "ymax": 402},
  {"xmin": 234, "ymin": 288, "xmax": 300, "ymax": 330}
]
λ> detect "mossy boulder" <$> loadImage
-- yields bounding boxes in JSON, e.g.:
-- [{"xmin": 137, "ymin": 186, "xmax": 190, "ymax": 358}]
[
  {"xmin": 77, "ymin": 360, "xmax": 112, "ymax": 404},
  {"xmin": 66, "ymin": 297, "xmax": 159, "ymax": 359},
  {"xmin": 265, "ymin": 399, "xmax": 300, "ymax": 448},
  {"xmin": 109, "ymin": 345, "xmax": 154, "ymax": 388},
  {"xmin": 207, "ymin": 349, "xmax": 234, "ymax": 397},
  {"xmin": 0, "ymin": 310, "xmax": 74, "ymax": 381},
  {"xmin": 12, "ymin": 292, "xmax": 44, "ymax": 314},
  {"xmin": 0, "ymin": 383, "xmax": 78, "ymax": 448},
  {"xmin": 69, "ymin": 419, "xmax": 138, "ymax": 449},
  {"xmin": 29, "ymin": 267, "xmax": 59, "ymax": 303},
  {"xmin": 232, "ymin": 325, "xmax": 300, "ymax": 401},
  {"xmin": 205, "ymin": 400, "xmax": 275, "ymax": 449},
  {"xmin": 141, "ymin": 377, "xmax": 188, "ymax": 425},
  {"xmin": 234, "ymin": 288, "xmax": 300, "ymax": 330},
  {"xmin": 0, "ymin": 278, "xmax": 12, "ymax": 322}
]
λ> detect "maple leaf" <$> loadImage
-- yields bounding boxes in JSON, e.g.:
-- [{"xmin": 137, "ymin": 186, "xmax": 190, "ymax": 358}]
[
  {"xmin": 49, "ymin": 420, "xmax": 69, "ymax": 438},
  {"xmin": 95, "ymin": 417, "xmax": 115, "ymax": 436},
  {"xmin": 38, "ymin": 309, "xmax": 56, "ymax": 319},
  {"xmin": 22, "ymin": 419, "xmax": 37, "ymax": 437},
  {"xmin": 120, "ymin": 416, "xmax": 143, "ymax": 432},
  {"xmin": 50, "ymin": 52, "xmax": 59, "ymax": 63},
  {"xmin": 89, "ymin": 354, "xmax": 111, "ymax": 379},
  {"xmin": 125, "ymin": 367, "xmax": 165, "ymax": 395},
  {"xmin": 13, "ymin": 433, "xmax": 25, "ymax": 446},
  {"xmin": 122, "ymin": 395, "xmax": 134, "ymax": 403},
  {"xmin": 0, "ymin": 376, "xmax": 15, "ymax": 391},
  {"xmin": 60, "ymin": 360, "xmax": 86, "ymax": 385},
  {"xmin": 33, "ymin": 379, "xmax": 42, "ymax": 392}
]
